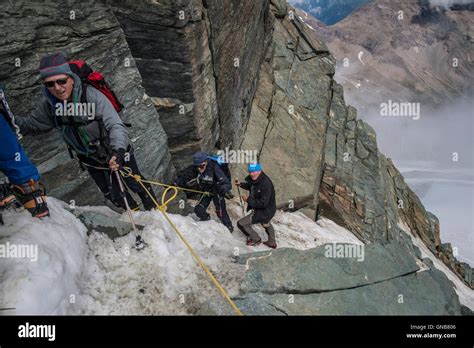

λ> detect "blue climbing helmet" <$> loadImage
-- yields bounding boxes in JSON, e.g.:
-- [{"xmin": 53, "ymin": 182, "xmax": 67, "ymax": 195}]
[{"xmin": 248, "ymin": 163, "xmax": 262, "ymax": 172}]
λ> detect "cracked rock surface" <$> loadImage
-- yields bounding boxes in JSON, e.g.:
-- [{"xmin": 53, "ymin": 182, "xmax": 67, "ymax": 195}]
[{"xmin": 199, "ymin": 243, "xmax": 462, "ymax": 315}]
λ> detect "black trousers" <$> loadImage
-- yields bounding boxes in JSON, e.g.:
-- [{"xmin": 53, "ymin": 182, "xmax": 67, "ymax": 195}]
[
  {"xmin": 237, "ymin": 212, "xmax": 276, "ymax": 244},
  {"xmin": 82, "ymin": 153, "xmax": 157, "ymax": 211},
  {"xmin": 194, "ymin": 193, "xmax": 233, "ymax": 230}
]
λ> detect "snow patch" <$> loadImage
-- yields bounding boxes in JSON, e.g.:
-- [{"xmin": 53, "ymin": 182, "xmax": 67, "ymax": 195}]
[
  {"xmin": 4, "ymin": 197, "xmax": 469, "ymax": 314},
  {"xmin": 0, "ymin": 198, "xmax": 87, "ymax": 314},
  {"xmin": 397, "ymin": 220, "xmax": 474, "ymax": 310},
  {"xmin": 1, "ymin": 198, "xmax": 362, "ymax": 315}
]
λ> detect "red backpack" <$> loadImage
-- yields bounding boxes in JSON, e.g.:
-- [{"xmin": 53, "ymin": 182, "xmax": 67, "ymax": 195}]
[
  {"xmin": 60, "ymin": 60, "xmax": 130, "ymax": 160},
  {"xmin": 68, "ymin": 60, "xmax": 124, "ymax": 112}
]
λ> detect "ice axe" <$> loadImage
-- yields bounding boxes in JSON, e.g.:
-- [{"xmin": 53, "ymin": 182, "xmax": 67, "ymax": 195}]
[
  {"xmin": 114, "ymin": 170, "xmax": 145, "ymax": 250},
  {"xmin": 235, "ymin": 179, "xmax": 245, "ymax": 216}
]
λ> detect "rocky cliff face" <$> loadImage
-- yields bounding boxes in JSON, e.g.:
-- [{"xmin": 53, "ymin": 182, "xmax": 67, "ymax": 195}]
[
  {"xmin": 109, "ymin": 0, "xmax": 272, "ymax": 172},
  {"xmin": 237, "ymin": 0, "xmax": 334, "ymax": 218},
  {"xmin": 237, "ymin": 1, "xmax": 446, "ymax": 254},
  {"xmin": 0, "ymin": 0, "xmax": 471, "ymax": 293}
]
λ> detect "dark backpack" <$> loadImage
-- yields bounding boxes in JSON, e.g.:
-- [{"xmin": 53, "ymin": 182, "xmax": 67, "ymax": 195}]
[{"xmin": 208, "ymin": 154, "xmax": 231, "ymax": 182}]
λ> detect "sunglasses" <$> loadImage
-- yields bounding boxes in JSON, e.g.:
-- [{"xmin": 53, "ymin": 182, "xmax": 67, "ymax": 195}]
[
  {"xmin": 43, "ymin": 77, "xmax": 69, "ymax": 88},
  {"xmin": 197, "ymin": 163, "xmax": 207, "ymax": 169}
]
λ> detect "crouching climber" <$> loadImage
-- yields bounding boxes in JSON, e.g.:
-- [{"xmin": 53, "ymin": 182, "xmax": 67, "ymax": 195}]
[
  {"xmin": 14, "ymin": 52, "xmax": 157, "ymax": 211},
  {"xmin": 235, "ymin": 163, "xmax": 277, "ymax": 248},
  {"xmin": 0, "ymin": 108, "xmax": 49, "ymax": 220},
  {"xmin": 174, "ymin": 151, "xmax": 234, "ymax": 232}
]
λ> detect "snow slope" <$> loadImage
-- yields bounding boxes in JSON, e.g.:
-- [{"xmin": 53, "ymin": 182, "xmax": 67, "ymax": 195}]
[
  {"xmin": 0, "ymin": 198, "xmax": 361, "ymax": 315},
  {"xmin": 398, "ymin": 163, "xmax": 474, "ymax": 265},
  {"xmin": 0, "ymin": 199, "xmax": 88, "ymax": 314},
  {"xmin": 2, "ymin": 197, "xmax": 471, "ymax": 314},
  {"xmin": 398, "ymin": 220, "xmax": 474, "ymax": 310}
]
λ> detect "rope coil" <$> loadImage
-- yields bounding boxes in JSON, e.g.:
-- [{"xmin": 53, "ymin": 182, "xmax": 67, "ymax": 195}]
[{"xmin": 120, "ymin": 166, "xmax": 211, "ymax": 196}]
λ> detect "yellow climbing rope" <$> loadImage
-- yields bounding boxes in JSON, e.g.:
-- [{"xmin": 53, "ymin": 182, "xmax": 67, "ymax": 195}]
[
  {"xmin": 119, "ymin": 168, "xmax": 244, "ymax": 316},
  {"xmin": 121, "ymin": 166, "xmax": 211, "ymax": 197}
]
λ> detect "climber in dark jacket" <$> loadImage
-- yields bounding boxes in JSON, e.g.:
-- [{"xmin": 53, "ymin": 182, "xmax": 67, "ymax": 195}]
[
  {"xmin": 0, "ymin": 109, "xmax": 49, "ymax": 219},
  {"xmin": 175, "ymin": 151, "xmax": 233, "ymax": 232},
  {"xmin": 14, "ymin": 52, "xmax": 157, "ymax": 211},
  {"xmin": 235, "ymin": 163, "xmax": 277, "ymax": 247}
]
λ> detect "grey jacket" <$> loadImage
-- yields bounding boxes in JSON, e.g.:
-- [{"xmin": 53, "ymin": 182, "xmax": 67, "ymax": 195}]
[{"xmin": 16, "ymin": 72, "xmax": 129, "ymax": 159}]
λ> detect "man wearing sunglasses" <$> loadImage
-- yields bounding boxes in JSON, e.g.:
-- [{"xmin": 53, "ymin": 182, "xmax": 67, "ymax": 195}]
[
  {"xmin": 12, "ymin": 53, "xmax": 156, "ymax": 211},
  {"xmin": 175, "ymin": 151, "xmax": 233, "ymax": 232}
]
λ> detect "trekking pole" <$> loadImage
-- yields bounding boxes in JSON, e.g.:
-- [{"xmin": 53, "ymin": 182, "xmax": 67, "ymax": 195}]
[
  {"xmin": 0, "ymin": 86, "xmax": 22, "ymax": 140},
  {"xmin": 114, "ymin": 170, "xmax": 145, "ymax": 250},
  {"xmin": 235, "ymin": 180, "xmax": 245, "ymax": 216}
]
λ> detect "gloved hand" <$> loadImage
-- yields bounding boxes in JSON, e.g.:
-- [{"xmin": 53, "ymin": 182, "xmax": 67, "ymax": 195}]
[
  {"xmin": 216, "ymin": 186, "xmax": 231, "ymax": 197},
  {"xmin": 108, "ymin": 149, "xmax": 126, "ymax": 171}
]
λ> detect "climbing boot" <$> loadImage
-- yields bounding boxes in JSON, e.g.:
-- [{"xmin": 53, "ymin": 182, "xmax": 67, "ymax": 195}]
[
  {"xmin": 12, "ymin": 179, "xmax": 49, "ymax": 218},
  {"xmin": 0, "ymin": 181, "xmax": 16, "ymax": 209},
  {"xmin": 246, "ymin": 238, "xmax": 262, "ymax": 246}
]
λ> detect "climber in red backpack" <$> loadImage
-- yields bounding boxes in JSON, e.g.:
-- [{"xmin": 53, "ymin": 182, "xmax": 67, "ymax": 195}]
[{"xmin": 14, "ymin": 52, "xmax": 157, "ymax": 211}]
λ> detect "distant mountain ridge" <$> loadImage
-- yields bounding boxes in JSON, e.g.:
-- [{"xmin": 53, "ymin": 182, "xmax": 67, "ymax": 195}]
[{"xmin": 296, "ymin": 0, "xmax": 474, "ymax": 107}]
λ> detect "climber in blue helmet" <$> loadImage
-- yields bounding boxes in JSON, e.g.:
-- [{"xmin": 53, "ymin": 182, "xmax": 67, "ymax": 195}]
[{"xmin": 234, "ymin": 163, "xmax": 277, "ymax": 248}]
